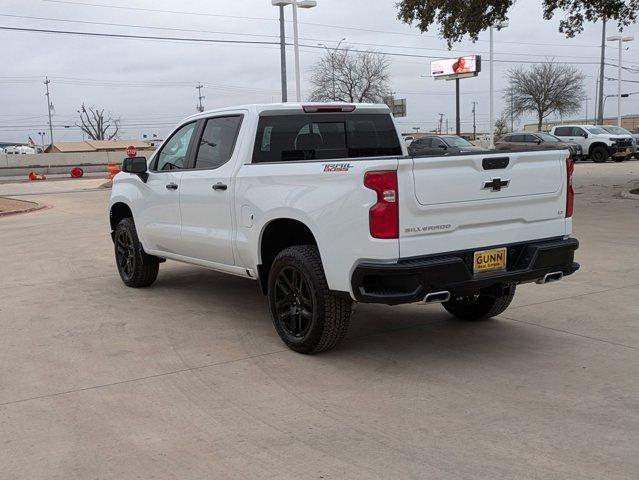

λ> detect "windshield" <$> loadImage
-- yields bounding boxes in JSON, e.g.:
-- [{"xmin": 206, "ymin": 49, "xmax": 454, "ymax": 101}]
[
  {"xmin": 601, "ymin": 125, "xmax": 631, "ymax": 135},
  {"xmin": 586, "ymin": 127, "xmax": 607, "ymax": 135},
  {"xmin": 442, "ymin": 136, "xmax": 473, "ymax": 147},
  {"xmin": 537, "ymin": 133, "xmax": 560, "ymax": 142}
]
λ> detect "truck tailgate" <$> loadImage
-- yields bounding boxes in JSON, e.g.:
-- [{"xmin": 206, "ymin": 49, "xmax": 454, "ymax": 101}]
[{"xmin": 398, "ymin": 150, "xmax": 570, "ymax": 259}]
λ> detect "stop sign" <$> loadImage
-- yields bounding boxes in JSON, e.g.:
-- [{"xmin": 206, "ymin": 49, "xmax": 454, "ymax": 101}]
[{"xmin": 126, "ymin": 145, "xmax": 137, "ymax": 157}]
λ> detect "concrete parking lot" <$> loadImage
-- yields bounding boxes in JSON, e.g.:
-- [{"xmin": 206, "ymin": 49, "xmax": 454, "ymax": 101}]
[{"xmin": 1, "ymin": 162, "xmax": 638, "ymax": 480}]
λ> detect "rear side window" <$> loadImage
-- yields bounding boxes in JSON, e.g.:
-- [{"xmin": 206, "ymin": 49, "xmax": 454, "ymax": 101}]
[
  {"xmin": 510, "ymin": 134, "xmax": 525, "ymax": 142},
  {"xmin": 413, "ymin": 138, "xmax": 431, "ymax": 148},
  {"xmin": 252, "ymin": 113, "xmax": 402, "ymax": 163},
  {"xmin": 554, "ymin": 127, "xmax": 571, "ymax": 136},
  {"xmin": 194, "ymin": 115, "xmax": 243, "ymax": 170}
]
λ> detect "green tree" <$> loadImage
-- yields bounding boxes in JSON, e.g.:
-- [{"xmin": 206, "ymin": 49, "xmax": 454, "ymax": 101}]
[{"xmin": 397, "ymin": 1, "xmax": 639, "ymax": 45}]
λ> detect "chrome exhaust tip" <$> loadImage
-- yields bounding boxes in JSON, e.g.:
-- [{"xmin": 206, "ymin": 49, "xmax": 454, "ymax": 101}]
[
  {"xmin": 536, "ymin": 271, "xmax": 564, "ymax": 284},
  {"xmin": 424, "ymin": 291, "xmax": 451, "ymax": 304}
]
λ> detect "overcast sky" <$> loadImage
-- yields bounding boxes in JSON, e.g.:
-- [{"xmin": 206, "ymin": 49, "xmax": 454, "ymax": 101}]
[{"xmin": 1, "ymin": 0, "xmax": 639, "ymax": 144}]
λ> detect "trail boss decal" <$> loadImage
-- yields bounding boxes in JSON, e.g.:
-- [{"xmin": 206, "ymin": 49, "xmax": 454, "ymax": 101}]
[{"xmin": 323, "ymin": 163, "xmax": 353, "ymax": 172}]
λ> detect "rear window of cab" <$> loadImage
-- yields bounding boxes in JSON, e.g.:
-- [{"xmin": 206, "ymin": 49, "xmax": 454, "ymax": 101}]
[{"xmin": 252, "ymin": 113, "xmax": 402, "ymax": 163}]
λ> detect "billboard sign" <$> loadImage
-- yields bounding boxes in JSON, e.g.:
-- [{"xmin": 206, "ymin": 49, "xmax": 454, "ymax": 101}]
[
  {"xmin": 383, "ymin": 97, "xmax": 407, "ymax": 117},
  {"xmin": 430, "ymin": 55, "xmax": 481, "ymax": 80}
]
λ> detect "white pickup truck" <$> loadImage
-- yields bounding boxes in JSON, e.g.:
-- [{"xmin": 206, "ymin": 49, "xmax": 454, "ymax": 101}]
[{"xmin": 109, "ymin": 103, "xmax": 579, "ymax": 353}]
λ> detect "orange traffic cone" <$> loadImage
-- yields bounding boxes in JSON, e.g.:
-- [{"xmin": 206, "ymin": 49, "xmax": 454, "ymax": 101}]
[
  {"xmin": 28, "ymin": 171, "xmax": 47, "ymax": 181},
  {"xmin": 106, "ymin": 162, "xmax": 120, "ymax": 180}
]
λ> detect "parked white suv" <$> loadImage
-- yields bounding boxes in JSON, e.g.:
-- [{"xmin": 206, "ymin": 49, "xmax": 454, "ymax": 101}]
[
  {"xmin": 551, "ymin": 124, "xmax": 632, "ymax": 162},
  {"xmin": 109, "ymin": 103, "xmax": 579, "ymax": 353}
]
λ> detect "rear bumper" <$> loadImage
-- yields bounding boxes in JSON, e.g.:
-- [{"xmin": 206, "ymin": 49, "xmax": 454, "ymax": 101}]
[{"xmin": 351, "ymin": 237, "xmax": 579, "ymax": 305}]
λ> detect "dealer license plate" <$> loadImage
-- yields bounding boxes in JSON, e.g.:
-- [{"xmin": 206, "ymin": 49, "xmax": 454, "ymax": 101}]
[{"xmin": 473, "ymin": 247, "xmax": 507, "ymax": 274}]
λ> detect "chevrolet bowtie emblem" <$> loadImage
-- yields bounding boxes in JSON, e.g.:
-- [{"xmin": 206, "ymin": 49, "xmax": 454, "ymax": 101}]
[{"xmin": 483, "ymin": 177, "xmax": 510, "ymax": 192}]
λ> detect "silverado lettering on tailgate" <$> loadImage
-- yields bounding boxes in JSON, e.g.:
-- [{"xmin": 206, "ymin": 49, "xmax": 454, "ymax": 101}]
[{"xmin": 404, "ymin": 224, "xmax": 452, "ymax": 234}]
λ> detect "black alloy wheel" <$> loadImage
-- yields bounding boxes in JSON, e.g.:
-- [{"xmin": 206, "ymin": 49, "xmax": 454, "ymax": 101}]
[
  {"xmin": 273, "ymin": 266, "xmax": 314, "ymax": 338},
  {"xmin": 113, "ymin": 217, "xmax": 159, "ymax": 288},
  {"xmin": 116, "ymin": 228, "xmax": 136, "ymax": 282}
]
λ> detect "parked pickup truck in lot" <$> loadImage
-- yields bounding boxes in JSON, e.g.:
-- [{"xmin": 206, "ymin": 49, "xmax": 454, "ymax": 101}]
[
  {"xmin": 109, "ymin": 103, "xmax": 580, "ymax": 353},
  {"xmin": 551, "ymin": 124, "xmax": 632, "ymax": 162}
]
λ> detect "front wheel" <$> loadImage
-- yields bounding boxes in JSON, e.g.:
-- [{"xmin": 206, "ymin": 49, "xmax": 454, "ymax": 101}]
[
  {"xmin": 590, "ymin": 146, "xmax": 609, "ymax": 163},
  {"xmin": 442, "ymin": 285, "xmax": 516, "ymax": 321},
  {"xmin": 114, "ymin": 217, "xmax": 159, "ymax": 288},
  {"xmin": 268, "ymin": 245, "xmax": 352, "ymax": 354}
]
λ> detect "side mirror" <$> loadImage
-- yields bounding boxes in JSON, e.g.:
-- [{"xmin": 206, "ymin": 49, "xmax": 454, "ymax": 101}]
[
  {"xmin": 536, "ymin": 139, "xmax": 542, "ymax": 145},
  {"xmin": 583, "ymin": 133, "xmax": 588, "ymax": 138},
  {"xmin": 122, "ymin": 156, "xmax": 148, "ymax": 182},
  {"xmin": 438, "ymin": 144, "xmax": 447, "ymax": 149}
]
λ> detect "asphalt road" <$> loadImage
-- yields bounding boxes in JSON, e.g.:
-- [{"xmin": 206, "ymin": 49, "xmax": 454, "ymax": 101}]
[{"xmin": 1, "ymin": 162, "xmax": 638, "ymax": 480}]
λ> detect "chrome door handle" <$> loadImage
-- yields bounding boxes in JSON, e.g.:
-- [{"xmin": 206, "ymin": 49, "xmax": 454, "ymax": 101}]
[
  {"xmin": 165, "ymin": 183, "xmax": 178, "ymax": 190},
  {"xmin": 212, "ymin": 183, "xmax": 227, "ymax": 191}
]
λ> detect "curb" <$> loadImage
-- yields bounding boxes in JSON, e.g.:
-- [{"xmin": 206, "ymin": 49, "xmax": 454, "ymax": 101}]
[{"xmin": 0, "ymin": 201, "xmax": 48, "ymax": 218}]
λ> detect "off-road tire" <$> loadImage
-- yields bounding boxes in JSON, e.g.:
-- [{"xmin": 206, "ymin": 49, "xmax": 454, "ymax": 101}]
[
  {"xmin": 590, "ymin": 146, "xmax": 609, "ymax": 163},
  {"xmin": 268, "ymin": 245, "xmax": 352, "ymax": 354},
  {"xmin": 442, "ymin": 285, "xmax": 516, "ymax": 321},
  {"xmin": 114, "ymin": 217, "xmax": 159, "ymax": 288}
]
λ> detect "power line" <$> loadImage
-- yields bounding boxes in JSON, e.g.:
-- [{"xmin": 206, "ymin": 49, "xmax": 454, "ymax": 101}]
[
  {"xmin": 0, "ymin": 13, "xmax": 607, "ymax": 60},
  {"xmin": 0, "ymin": 25, "xmax": 615, "ymax": 66},
  {"xmin": 40, "ymin": 0, "xmax": 602, "ymax": 48}
]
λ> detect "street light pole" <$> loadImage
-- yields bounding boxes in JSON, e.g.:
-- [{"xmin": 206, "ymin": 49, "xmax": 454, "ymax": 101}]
[
  {"xmin": 291, "ymin": 1, "xmax": 302, "ymax": 102},
  {"xmin": 272, "ymin": 1, "xmax": 317, "ymax": 103},
  {"xmin": 489, "ymin": 22, "xmax": 507, "ymax": 148},
  {"xmin": 278, "ymin": 5, "xmax": 287, "ymax": 102},
  {"xmin": 489, "ymin": 27, "xmax": 494, "ymax": 148},
  {"xmin": 607, "ymin": 34, "xmax": 634, "ymax": 126}
]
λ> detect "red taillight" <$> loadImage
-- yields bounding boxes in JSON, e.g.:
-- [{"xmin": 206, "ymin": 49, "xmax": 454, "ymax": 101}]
[
  {"xmin": 566, "ymin": 158, "xmax": 574, "ymax": 218},
  {"xmin": 364, "ymin": 170, "xmax": 399, "ymax": 239}
]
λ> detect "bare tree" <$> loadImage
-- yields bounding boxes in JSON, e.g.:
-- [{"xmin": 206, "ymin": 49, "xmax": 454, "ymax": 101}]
[
  {"xmin": 308, "ymin": 48, "xmax": 391, "ymax": 103},
  {"xmin": 76, "ymin": 104, "xmax": 120, "ymax": 140},
  {"xmin": 494, "ymin": 112, "xmax": 509, "ymax": 137},
  {"xmin": 505, "ymin": 62, "xmax": 585, "ymax": 132}
]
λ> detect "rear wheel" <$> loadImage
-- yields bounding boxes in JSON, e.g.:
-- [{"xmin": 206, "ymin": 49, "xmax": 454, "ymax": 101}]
[
  {"xmin": 443, "ymin": 285, "xmax": 516, "ymax": 321},
  {"xmin": 268, "ymin": 245, "xmax": 352, "ymax": 354},
  {"xmin": 590, "ymin": 146, "xmax": 609, "ymax": 163},
  {"xmin": 613, "ymin": 155, "xmax": 629, "ymax": 162},
  {"xmin": 114, "ymin": 217, "xmax": 159, "ymax": 288}
]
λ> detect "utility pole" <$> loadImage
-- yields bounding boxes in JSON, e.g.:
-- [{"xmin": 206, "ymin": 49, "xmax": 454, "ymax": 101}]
[
  {"xmin": 44, "ymin": 76, "xmax": 54, "ymax": 147},
  {"xmin": 445, "ymin": 118, "xmax": 449, "ymax": 134},
  {"xmin": 196, "ymin": 83, "xmax": 205, "ymax": 112},
  {"xmin": 438, "ymin": 113, "xmax": 444, "ymax": 134},
  {"xmin": 278, "ymin": 5, "xmax": 287, "ymax": 102},
  {"xmin": 597, "ymin": 19, "xmax": 606, "ymax": 125},
  {"xmin": 471, "ymin": 101, "xmax": 478, "ymax": 140}
]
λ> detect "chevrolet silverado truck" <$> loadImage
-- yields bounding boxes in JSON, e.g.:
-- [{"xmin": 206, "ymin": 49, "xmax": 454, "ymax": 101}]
[{"xmin": 109, "ymin": 103, "xmax": 579, "ymax": 353}]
